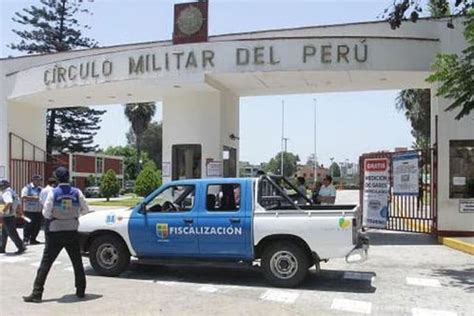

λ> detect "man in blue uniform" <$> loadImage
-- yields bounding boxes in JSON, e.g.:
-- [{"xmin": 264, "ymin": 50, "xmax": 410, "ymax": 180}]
[
  {"xmin": 0, "ymin": 180, "xmax": 26, "ymax": 254},
  {"xmin": 21, "ymin": 175, "xmax": 43, "ymax": 245},
  {"xmin": 23, "ymin": 167, "xmax": 89, "ymax": 303}
]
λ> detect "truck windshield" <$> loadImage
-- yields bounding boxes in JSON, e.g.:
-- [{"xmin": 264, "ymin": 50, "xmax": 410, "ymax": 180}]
[{"xmin": 145, "ymin": 185, "xmax": 195, "ymax": 212}]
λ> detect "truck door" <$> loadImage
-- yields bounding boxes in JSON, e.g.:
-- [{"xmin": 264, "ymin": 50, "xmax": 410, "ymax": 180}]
[
  {"xmin": 129, "ymin": 184, "xmax": 199, "ymax": 257},
  {"xmin": 196, "ymin": 181, "xmax": 253, "ymax": 259}
]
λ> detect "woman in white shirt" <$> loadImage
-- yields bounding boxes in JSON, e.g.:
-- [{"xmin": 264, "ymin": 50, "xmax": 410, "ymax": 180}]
[{"xmin": 318, "ymin": 175, "xmax": 337, "ymax": 205}]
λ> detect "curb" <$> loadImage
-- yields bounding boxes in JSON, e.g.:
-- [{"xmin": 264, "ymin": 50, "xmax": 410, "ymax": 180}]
[{"xmin": 438, "ymin": 237, "xmax": 474, "ymax": 255}]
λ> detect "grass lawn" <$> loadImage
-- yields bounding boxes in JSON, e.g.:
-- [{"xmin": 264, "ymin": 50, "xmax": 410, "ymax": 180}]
[{"xmin": 89, "ymin": 196, "xmax": 143, "ymax": 208}]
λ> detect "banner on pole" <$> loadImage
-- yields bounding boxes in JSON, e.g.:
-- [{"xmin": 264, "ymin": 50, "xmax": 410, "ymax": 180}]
[
  {"xmin": 363, "ymin": 158, "xmax": 390, "ymax": 228},
  {"xmin": 392, "ymin": 152, "xmax": 419, "ymax": 196}
]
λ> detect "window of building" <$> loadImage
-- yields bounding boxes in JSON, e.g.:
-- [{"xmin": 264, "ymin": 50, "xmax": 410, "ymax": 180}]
[
  {"xmin": 72, "ymin": 155, "xmax": 77, "ymax": 172},
  {"xmin": 223, "ymin": 146, "xmax": 237, "ymax": 177},
  {"xmin": 206, "ymin": 184, "xmax": 240, "ymax": 211},
  {"xmin": 146, "ymin": 185, "xmax": 195, "ymax": 213},
  {"xmin": 449, "ymin": 140, "xmax": 474, "ymax": 198},
  {"xmin": 96, "ymin": 157, "xmax": 104, "ymax": 174},
  {"xmin": 172, "ymin": 144, "xmax": 201, "ymax": 180}
]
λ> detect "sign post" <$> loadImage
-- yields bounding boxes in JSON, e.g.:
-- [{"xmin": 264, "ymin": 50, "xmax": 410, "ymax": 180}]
[
  {"xmin": 362, "ymin": 158, "xmax": 390, "ymax": 228},
  {"xmin": 393, "ymin": 152, "xmax": 419, "ymax": 196}
]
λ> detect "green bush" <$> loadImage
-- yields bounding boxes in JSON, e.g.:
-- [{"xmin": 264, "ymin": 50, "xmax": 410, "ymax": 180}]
[
  {"xmin": 100, "ymin": 169, "xmax": 120, "ymax": 201},
  {"xmin": 86, "ymin": 175, "xmax": 96, "ymax": 187},
  {"xmin": 135, "ymin": 166, "xmax": 161, "ymax": 197}
]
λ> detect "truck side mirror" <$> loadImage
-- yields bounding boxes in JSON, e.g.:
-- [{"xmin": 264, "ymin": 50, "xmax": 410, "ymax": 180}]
[{"xmin": 139, "ymin": 203, "xmax": 147, "ymax": 214}]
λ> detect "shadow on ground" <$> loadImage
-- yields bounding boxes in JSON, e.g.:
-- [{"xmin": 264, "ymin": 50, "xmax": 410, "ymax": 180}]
[
  {"xmin": 41, "ymin": 294, "xmax": 103, "ymax": 304},
  {"xmin": 431, "ymin": 267, "xmax": 474, "ymax": 293},
  {"xmin": 85, "ymin": 263, "xmax": 376, "ymax": 293},
  {"xmin": 367, "ymin": 230, "xmax": 438, "ymax": 245}
]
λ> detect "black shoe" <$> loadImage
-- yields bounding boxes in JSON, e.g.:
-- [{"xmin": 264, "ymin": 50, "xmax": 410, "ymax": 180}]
[
  {"xmin": 29, "ymin": 240, "xmax": 41, "ymax": 245},
  {"xmin": 15, "ymin": 247, "xmax": 26, "ymax": 255},
  {"xmin": 76, "ymin": 289, "xmax": 85, "ymax": 298},
  {"xmin": 0, "ymin": 249, "xmax": 5, "ymax": 254},
  {"xmin": 23, "ymin": 293, "xmax": 42, "ymax": 303}
]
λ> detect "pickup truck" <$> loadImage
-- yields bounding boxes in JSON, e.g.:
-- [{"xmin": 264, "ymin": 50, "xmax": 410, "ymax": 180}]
[{"xmin": 79, "ymin": 175, "xmax": 368, "ymax": 288}]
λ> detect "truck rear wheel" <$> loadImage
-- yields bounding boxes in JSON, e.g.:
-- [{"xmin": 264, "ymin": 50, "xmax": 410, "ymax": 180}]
[
  {"xmin": 261, "ymin": 241, "xmax": 310, "ymax": 288},
  {"xmin": 89, "ymin": 234, "xmax": 130, "ymax": 277}
]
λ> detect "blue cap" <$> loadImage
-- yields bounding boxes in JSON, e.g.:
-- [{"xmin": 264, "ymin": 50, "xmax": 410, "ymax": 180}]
[
  {"xmin": 0, "ymin": 180, "xmax": 10, "ymax": 190},
  {"xmin": 32, "ymin": 174, "xmax": 42, "ymax": 181},
  {"xmin": 54, "ymin": 167, "xmax": 70, "ymax": 183}
]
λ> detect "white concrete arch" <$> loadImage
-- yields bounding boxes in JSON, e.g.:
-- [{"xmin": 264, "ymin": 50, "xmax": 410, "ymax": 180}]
[{"xmin": 1, "ymin": 16, "xmax": 473, "ymax": 234}]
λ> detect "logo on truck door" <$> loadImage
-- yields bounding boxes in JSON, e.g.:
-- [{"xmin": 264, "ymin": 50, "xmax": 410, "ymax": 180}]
[
  {"xmin": 338, "ymin": 217, "xmax": 351, "ymax": 229},
  {"xmin": 156, "ymin": 223, "xmax": 169, "ymax": 239}
]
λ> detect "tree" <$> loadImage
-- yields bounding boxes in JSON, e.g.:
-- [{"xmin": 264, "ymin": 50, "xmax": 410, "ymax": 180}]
[
  {"xmin": 127, "ymin": 121, "xmax": 162, "ymax": 169},
  {"xmin": 329, "ymin": 162, "xmax": 341, "ymax": 178},
  {"xmin": 394, "ymin": 1, "xmax": 449, "ymax": 149},
  {"xmin": 9, "ymin": 0, "xmax": 105, "ymax": 155},
  {"xmin": 124, "ymin": 103, "xmax": 156, "ymax": 173},
  {"xmin": 102, "ymin": 145, "xmax": 152, "ymax": 180},
  {"xmin": 86, "ymin": 175, "xmax": 97, "ymax": 187},
  {"xmin": 382, "ymin": 0, "xmax": 471, "ymax": 30},
  {"xmin": 396, "ymin": 89, "xmax": 431, "ymax": 149},
  {"xmin": 383, "ymin": 1, "xmax": 473, "ymax": 120},
  {"xmin": 100, "ymin": 169, "xmax": 120, "ymax": 202},
  {"xmin": 134, "ymin": 165, "xmax": 161, "ymax": 197},
  {"xmin": 264, "ymin": 152, "xmax": 300, "ymax": 177},
  {"xmin": 427, "ymin": 11, "xmax": 474, "ymax": 120}
]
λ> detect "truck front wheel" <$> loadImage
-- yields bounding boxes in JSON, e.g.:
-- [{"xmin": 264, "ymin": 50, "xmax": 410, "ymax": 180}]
[
  {"xmin": 261, "ymin": 241, "xmax": 310, "ymax": 288},
  {"xmin": 89, "ymin": 234, "xmax": 130, "ymax": 277}
]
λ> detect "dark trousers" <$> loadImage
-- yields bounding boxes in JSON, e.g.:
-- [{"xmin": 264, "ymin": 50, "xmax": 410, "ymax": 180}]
[
  {"xmin": 23, "ymin": 212, "xmax": 42, "ymax": 242},
  {"xmin": 32, "ymin": 231, "xmax": 86, "ymax": 295},
  {"xmin": 0, "ymin": 216, "xmax": 24, "ymax": 252}
]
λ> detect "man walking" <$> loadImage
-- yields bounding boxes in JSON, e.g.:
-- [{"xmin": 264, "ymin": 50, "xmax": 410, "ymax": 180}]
[
  {"xmin": 23, "ymin": 167, "xmax": 89, "ymax": 303},
  {"xmin": 21, "ymin": 175, "xmax": 43, "ymax": 245},
  {"xmin": 40, "ymin": 178, "xmax": 57, "ymax": 208},
  {"xmin": 0, "ymin": 180, "xmax": 27, "ymax": 254}
]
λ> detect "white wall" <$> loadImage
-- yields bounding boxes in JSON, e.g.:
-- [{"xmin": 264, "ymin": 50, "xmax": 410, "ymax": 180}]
[
  {"xmin": 0, "ymin": 89, "xmax": 7, "ymax": 180},
  {"xmin": 430, "ymin": 17, "xmax": 474, "ymax": 234},
  {"xmin": 162, "ymin": 90, "xmax": 239, "ymax": 183},
  {"xmin": 432, "ymin": 92, "xmax": 474, "ymax": 233}
]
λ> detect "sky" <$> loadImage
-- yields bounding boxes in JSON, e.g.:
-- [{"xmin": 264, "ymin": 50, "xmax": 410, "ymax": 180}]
[{"xmin": 0, "ymin": 0, "xmax": 426, "ymax": 166}]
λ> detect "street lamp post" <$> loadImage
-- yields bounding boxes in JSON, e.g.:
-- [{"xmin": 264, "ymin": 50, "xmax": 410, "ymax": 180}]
[
  {"xmin": 313, "ymin": 98, "xmax": 317, "ymax": 183},
  {"xmin": 280, "ymin": 99, "xmax": 285, "ymax": 176}
]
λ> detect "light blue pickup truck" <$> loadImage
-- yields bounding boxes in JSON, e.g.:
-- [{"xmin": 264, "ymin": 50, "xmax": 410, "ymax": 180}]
[{"xmin": 79, "ymin": 175, "xmax": 368, "ymax": 287}]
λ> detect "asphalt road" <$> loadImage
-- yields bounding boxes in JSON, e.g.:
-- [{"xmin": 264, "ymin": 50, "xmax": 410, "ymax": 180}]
[{"xmin": 0, "ymin": 229, "xmax": 472, "ymax": 316}]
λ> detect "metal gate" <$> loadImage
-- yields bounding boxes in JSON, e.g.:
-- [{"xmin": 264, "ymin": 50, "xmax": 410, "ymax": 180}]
[
  {"xmin": 359, "ymin": 148, "xmax": 437, "ymax": 234},
  {"xmin": 9, "ymin": 133, "xmax": 47, "ymax": 192}
]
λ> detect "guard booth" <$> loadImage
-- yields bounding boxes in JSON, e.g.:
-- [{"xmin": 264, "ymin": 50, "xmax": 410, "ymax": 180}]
[{"xmin": 359, "ymin": 149, "xmax": 437, "ymax": 234}]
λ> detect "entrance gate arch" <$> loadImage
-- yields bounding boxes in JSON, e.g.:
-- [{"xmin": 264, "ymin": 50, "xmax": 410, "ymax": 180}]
[{"xmin": 1, "ymin": 16, "xmax": 472, "ymax": 236}]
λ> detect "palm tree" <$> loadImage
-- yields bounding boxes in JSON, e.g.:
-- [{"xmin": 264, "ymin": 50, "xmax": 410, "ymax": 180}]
[
  {"xmin": 395, "ymin": 0, "xmax": 449, "ymax": 150},
  {"xmin": 396, "ymin": 89, "xmax": 431, "ymax": 149},
  {"xmin": 124, "ymin": 102, "xmax": 156, "ymax": 173}
]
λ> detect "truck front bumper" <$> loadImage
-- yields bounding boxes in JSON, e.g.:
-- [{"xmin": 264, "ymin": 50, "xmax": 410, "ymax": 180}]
[{"xmin": 345, "ymin": 233, "xmax": 369, "ymax": 263}]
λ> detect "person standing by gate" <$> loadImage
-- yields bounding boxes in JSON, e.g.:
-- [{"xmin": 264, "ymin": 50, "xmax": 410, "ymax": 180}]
[
  {"xmin": 21, "ymin": 175, "xmax": 43, "ymax": 245},
  {"xmin": 39, "ymin": 178, "xmax": 57, "ymax": 208},
  {"xmin": 0, "ymin": 180, "xmax": 27, "ymax": 254},
  {"xmin": 23, "ymin": 167, "xmax": 89, "ymax": 303}
]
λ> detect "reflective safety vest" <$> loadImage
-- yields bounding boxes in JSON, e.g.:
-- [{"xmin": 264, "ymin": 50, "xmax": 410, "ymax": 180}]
[
  {"xmin": 24, "ymin": 184, "xmax": 42, "ymax": 212},
  {"xmin": 49, "ymin": 185, "xmax": 81, "ymax": 232},
  {"xmin": 1, "ymin": 188, "xmax": 20, "ymax": 217}
]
